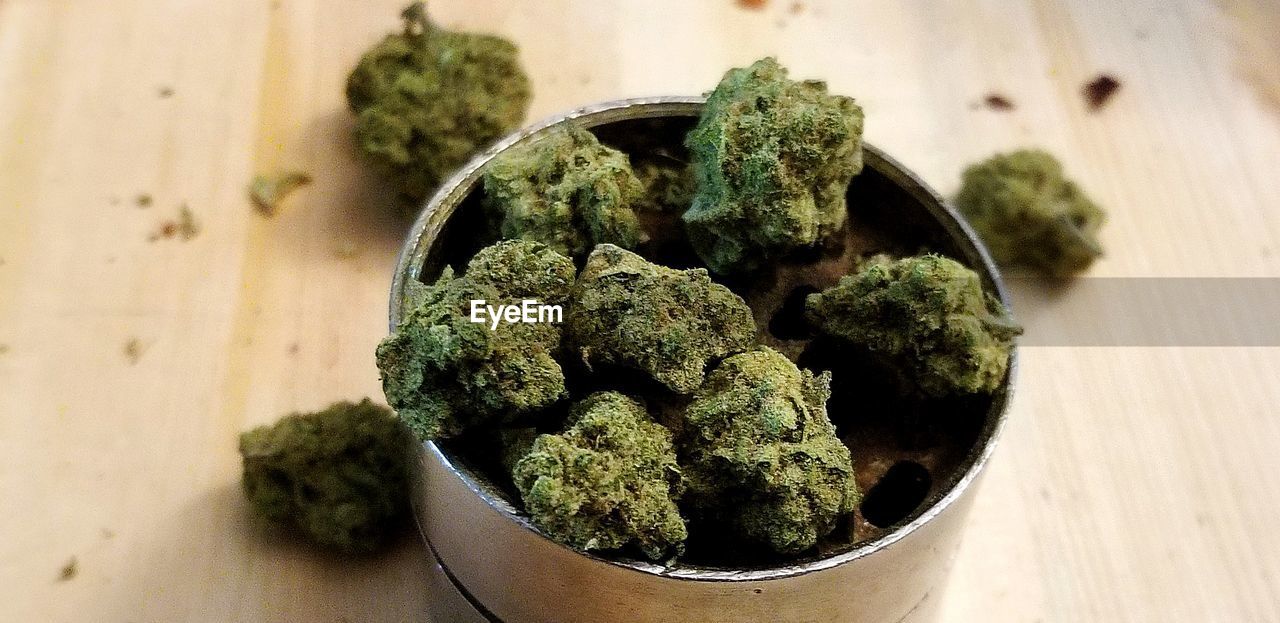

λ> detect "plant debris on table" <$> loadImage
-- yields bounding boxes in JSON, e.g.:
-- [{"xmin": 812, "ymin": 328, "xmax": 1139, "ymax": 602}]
[
  {"xmin": 57, "ymin": 557, "xmax": 77, "ymax": 582},
  {"xmin": 148, "ymin": 206, "xmax": 200, "ymax": 242},
  {"xmin": 982, "ymin": 93, "xmax": 1015, "ymax": 111},
  {"xmin": 249, "ymin": 171, "xmax": 312, "ymax": 217},
  {"xmin": 123, "ymin": 338, "xmax": 146, "ymax": 364},
  {"xmin": 1082, "ymin": 74, "xmax": 1122, "ymax": 112}
]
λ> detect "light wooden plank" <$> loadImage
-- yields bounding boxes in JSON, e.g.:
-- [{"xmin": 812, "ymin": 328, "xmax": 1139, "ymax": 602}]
[{"xmin": 1, "ymin": 0, "xmax": 1278, "ymax": 620}]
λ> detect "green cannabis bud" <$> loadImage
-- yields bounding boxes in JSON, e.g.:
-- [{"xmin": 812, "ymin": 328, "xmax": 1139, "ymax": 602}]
[
  {"xmin": 634, "ymin": 158, "xmax": 696, "ymax": 214},
  {"xmin": 954, "ymin": 149, "xmax": 1106, "ymax": 277},
  {"xmin": 239, "ymin": 399, "xmax": 412, "ymax": 554},
  {"xmin": 463, "ymin": 238, "xmax": 577, "ymax": 303},
  {"xmin": 683, "ymin": 57, "xmax": 865, "ymax": 274},
  {"xmin": 512, "ymin": 392, "xmax": 687, "ymax": 560},
  {"xmin": 565, "ymin": 245, "xmax": 756, "ymax": 394},
  {"xmin": 346, "ymin": 2, "xmax": 531, "ymax": 204},
  {"xmin": 805, "ymin": 254, "xmax": 1020, "ymax": 397},
  {"xmin": 483, "ymin": 127, "xmax": 644, "ymax": 258},
  {"xmin": 376, "ymin": 240, "xmax": 574, "ymax": 439},
  {"xmin": 680, "ymin": 348, "xmax": 857, "ymax": 554}
]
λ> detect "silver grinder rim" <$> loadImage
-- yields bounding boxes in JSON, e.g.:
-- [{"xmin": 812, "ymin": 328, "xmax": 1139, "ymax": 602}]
[{"xmin": 388, "ymin": 96, "xmax": 1017, "ymax": 583}]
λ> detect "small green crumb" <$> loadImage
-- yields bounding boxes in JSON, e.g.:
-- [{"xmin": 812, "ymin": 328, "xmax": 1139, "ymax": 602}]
[
  {"xmin": 239, "ymin": 399, "xmax": 412, "ymax": 554},
  {"xmin": 136, "ymin": 194, "xmax": 153, "ymax": 208},
  {"xmin": 177, "ymin": 205, "xmax": 200, "ymax": 240},
  {"xmin": 147, "ymin": 207, "xmax": 199, "ymax": 242},
  {"xmin": 57, "ymin": 557, "xmax": 77, "ymax": 582},
  {"xmin": 123, "ymin": 338, "xmax": 145, "ymax": 364},
  {"xmin": 249, "ymin": 171, "xmax": 313, "ymax": 217}
]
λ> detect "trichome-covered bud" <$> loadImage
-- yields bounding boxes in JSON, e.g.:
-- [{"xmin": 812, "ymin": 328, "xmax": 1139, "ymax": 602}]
[
  {"xmin": 483, "ymin": 126, "xmax": 645, "ymax": 258},
  {"xmin": 565, "ymin": 245, "xmax": 756, "ymax": 394},
  {"xmin": 512, "ymin": 392, "xmax": 687, "ymax": 560},
  {"xmin": 680, "ymin": 348, "xmax": 857, "ymax": 554},
  {"xmin": 683, "ymin": 57, "xmax": 865, "ymax": 274},
  {"xmin": 238, "ymin": 399, "xmax": 412, "ymax": 554},
  {"xmin": 464, "ymin": 239, "xmax": 576, "ymax": 303},
  {"xmin": 346, "ymin": 2, "xmax": 531, "ymax": 204},
  {"xmin": 805, "ymin": 254, "xmax": 1020, "ymax": 397},
  {"xmin": 377, "ymin": 241, "xmax": 575, "ymax": 440},
  {"xmin": 634, "ymin": 158, "xmax": 696, "ymax": 214},
  {"xmin": 954, "ymin": 148, "xmax": 1106, "ymax": 277}
]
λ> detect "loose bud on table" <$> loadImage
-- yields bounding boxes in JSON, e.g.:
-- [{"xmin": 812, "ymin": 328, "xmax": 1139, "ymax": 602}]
[
  {"xmin": 239, "ymin": 399, "xmax": 412, "ymax": 554},
  {"xmin": 954, "ymin": 148, "xmax": 1106, "ymax": 278},
  {"xmin": 346, "ymin": 2, "xmax": 531, "ymax": 206}
]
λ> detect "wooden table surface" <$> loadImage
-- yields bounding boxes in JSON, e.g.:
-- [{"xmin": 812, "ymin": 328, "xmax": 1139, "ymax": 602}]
[{"xmin": 3, "ymin": 0, "xmax": 1279, "ymax": 621}]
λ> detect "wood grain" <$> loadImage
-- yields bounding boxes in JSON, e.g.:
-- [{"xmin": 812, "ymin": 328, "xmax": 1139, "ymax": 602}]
[{"xmin": 1, "ymin": 0, "xmax": 1278, "ymax": 621}]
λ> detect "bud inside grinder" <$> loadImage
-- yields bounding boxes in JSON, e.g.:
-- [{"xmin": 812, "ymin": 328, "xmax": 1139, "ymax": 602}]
[{"xmin": 389, "ymin": 97, "xmax": 1016, "ymax": 623}]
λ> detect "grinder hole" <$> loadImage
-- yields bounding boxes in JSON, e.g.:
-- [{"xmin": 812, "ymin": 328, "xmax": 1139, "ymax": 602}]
[
  {"xmin": 768, "ymin": 284, "xmax": 819, "ymax": 340},
  {"xmin": 860, "ymin": 460, "xmax": 932, "ymax": 528}
]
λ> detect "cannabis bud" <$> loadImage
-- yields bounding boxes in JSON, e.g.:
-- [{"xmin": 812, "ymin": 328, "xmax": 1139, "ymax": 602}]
[
  {"xmin": 238, "ymin": 399, "xmax": 412, "ymax": 554},
  {"xmin": 634, "ymin": 158, "xmax": 696, "ymax": 214},
  {"xmin": 376, "ymin": 240, "xmax": 574, "ymax": 439},
  {"xmin": 484, "ymin": 127, "xmax": 645, "ymax": 258},
  {"xmin": 512, "ymin": 392, "xmax": 687, "ymax": 560},
  {"xmin": 346, "ymin": 2, "xmax": 531, "ymax": 204},
  {"xmin": 565, "ymin": 244, "xmax": 756, "ymax": 393},
  {"xmin": 680, "ymin": 348, "xmax": 857, "ymax": 554},
  {"xmin": 463, "ymin": 238, "xmax": 577, "ymax": 302},
  {"xmin": 954, "ymin": 148, "xmax": 1106, "ymax": 277},
  {"xmin": 683, "ymin": 57, "xmax": 865, "ymax": 274},
  {"xmin": 806, "ymin": 254, "xmax": 1020, "ymax": 397}
]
